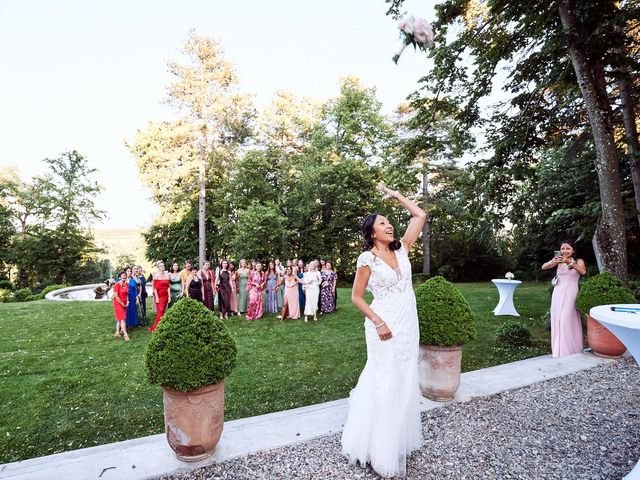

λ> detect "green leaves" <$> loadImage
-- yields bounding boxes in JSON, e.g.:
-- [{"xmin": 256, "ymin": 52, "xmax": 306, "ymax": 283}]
[
  {"xmin": 415, "ymin": 275, "xmax": 476, "ymax": 346},
  {"xmin": 576, "ymin": 272, "xmax": 636, "ymax": 315},
  {"xmin": 144, "ymin": 298, "xmax": 238, "ymax": 392}
]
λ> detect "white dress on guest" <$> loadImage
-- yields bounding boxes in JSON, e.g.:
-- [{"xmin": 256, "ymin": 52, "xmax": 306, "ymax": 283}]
[
  {"xmin": 303, "ymin": 271, "xmax": 321, "ymax": 315},
  {"xmin": 341, "ymin": 244, "xmax": 422, "ymax": 478}
]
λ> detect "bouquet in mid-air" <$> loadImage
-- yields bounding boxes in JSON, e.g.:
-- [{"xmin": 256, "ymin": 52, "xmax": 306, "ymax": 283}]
[{"xmin": 393, "ymin": 15, "xmax": 435, "ymax": 64}]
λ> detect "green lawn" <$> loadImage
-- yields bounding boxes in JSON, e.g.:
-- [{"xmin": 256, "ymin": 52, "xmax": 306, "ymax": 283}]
[{"xmin": 0, "ymin": 282, "xmax": 551, "ymax": 463}]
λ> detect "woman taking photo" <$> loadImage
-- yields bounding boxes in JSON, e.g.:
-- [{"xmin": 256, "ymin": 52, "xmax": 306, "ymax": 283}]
[
  {"xmin": 542, "ymin": 240, "xmax": 586, "ymax": 357},
  {"xmin": 341, "ymin": 182, "xmax": 426, "ymax": 478}
]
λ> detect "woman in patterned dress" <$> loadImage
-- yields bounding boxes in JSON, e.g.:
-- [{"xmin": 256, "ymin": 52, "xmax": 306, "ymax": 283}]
[
  {"xmin": 246, "ymin": 263, "xmax": 265, "ymax": 320},
  {"xmin": 200, "ymin": 261, "xmax": 215, "ymax": 311},
  {"xmin": 237, "ymin": 259, "xmax": 250, "ymax": 314},
  {"xmin": 229, "ymin": 262, "xmax": 239, "ymax": 315},
  {"xmin": 320, "ymin": 262, "xmax": 337, "ymax": 313},
  {"xmin": 264, "ymin": 261, "xmax": 280, "ymax": 314}
]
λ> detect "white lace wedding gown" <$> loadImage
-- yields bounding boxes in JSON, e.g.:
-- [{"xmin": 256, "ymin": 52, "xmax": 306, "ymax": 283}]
[{"xmin": 341, "ymin": 244, "xmax": 422, "ymax": 478}]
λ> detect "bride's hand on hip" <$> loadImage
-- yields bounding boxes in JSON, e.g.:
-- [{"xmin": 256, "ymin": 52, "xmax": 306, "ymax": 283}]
[{"xmin": 377, "ymin": 324, "xmax": 393, "ymax": 341}]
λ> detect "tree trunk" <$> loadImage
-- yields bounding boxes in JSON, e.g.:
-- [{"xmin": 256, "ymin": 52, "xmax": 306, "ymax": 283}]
[
  {"xmin": 198, "ymin": 140, "xmax": 206, "ymax": 266},
  {"xmin": 422, "ymin": 168, "xmax": 430, "ymax": 276},
  {"xmin": 618, "ymin": 66, "xmax": 640, "ymax": 230},
  {"xmin": 558, "ymin": 0, "xmax": 628, "ymax": 282}
]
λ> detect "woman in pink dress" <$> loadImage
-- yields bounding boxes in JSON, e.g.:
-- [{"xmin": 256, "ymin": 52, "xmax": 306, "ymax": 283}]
[
  {"xmin": 277, "ymin": 266, "xmax": 300, "ymax": 320},
  {"xmin": 542, "ymin": 240, "xmax": 586, "ymax": 357},
  {"xmin": 229, "ymin": 262, "xmax": 239, "ymax": 315},
  {"xmin": 246, "ymin": 262, "xmax": 265, "ymax": 320}
]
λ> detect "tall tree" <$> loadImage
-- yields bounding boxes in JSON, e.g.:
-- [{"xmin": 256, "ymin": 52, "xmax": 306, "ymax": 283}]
[{"xmin": 142, "ymin": 29, "xmax": 254, "ymax": 265}]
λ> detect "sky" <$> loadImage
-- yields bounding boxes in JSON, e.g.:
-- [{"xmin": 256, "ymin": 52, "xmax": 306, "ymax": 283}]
[{"xmin": 0, "ymin": 0, "xmax": 438, "ymax": 229}]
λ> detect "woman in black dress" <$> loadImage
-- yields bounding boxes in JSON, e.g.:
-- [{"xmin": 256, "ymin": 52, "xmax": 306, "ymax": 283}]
[
  {"xmin": 218, "ymin": 260, "xmax": 232, "ymax": 319},
  {"xmin": 186, "ymin": 267, "xmax": 203, "ymax": 303}
]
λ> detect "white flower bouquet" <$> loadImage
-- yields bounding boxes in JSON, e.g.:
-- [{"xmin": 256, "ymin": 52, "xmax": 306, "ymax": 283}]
[
  {"xmin": 393, "ymin": 16, "xmax": 435, "ymax": 64},
  {"xmin": 505, "ymin": 272, "xmax": 515, "ymax": 280}
]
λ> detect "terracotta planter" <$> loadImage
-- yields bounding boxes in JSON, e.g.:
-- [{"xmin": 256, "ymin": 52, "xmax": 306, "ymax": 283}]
[
  {"xmin": 418, "ymin": 344, "xmax": 463, "ymax": 401},
  {"xmin": 162, "ymin": 380, "xmax": 226, "ymax": 462},
  {"xmin": 586, "ymin": 314, "xmax": 626, "ymax": 358}
]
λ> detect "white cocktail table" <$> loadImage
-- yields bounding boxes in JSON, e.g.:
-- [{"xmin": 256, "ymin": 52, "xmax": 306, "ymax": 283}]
[
  {"xmin": 590, "ymin": 304, "xmax": 640, "ymax": 479},
  {"xmin": 491, "ymin": 279, "xmax": 522, "ymax": 316}
]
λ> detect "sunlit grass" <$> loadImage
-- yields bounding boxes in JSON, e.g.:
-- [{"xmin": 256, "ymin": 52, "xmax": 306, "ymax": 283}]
[{"xmin": 0, "ymin": 282, "xmax": 551, "ymax": 463}]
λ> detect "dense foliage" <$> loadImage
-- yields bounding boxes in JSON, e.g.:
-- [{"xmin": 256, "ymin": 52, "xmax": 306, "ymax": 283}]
[
  {"xmin": 144, "ymin": 298, "xmax": 238, "ymax": 392},
  {"xmin": 0, "ymin": 151, "xmax": 106, "ymax": 288},
  {"xmin": 415, "ymin": 275, "xmax": 476, "ymax": 346},
  {"xmin": 576, "ymin": 272, "xmax": 637, "ymax": 315}
]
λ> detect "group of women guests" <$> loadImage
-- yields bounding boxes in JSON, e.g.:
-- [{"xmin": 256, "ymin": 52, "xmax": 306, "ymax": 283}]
[
  {"xmin": 112, "ymin": 265, "xmax": 148, "ymax": 340},
  {"xmin": 113, "ymin": 257, "xmax": 340, "ymax": 336},
  {"xmin": 176, "ymin": 257, "xmax": 339, "ymax": 323}
]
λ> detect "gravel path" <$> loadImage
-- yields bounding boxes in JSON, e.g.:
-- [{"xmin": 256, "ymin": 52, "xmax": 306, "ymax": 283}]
[{"xmin": 165, "ymin": 360, "xmax": 640, "ymax": 480}]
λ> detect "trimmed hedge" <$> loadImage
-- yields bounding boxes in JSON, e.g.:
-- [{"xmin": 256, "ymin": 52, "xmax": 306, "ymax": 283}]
[
  {"xmin": 576, "ymin": 272, "xmax": 636, "ymax": 315},
  {"xmin": 496, "ymin": 321, "xmax": 532, "ymax": 347},
  {"xmin": 0, "ymin": 280, "xmax": 13, "ymax": 290},
  {"xmin": 39, "ymin": 284, "xmax": 69, "ymax": 298},
  {"xmin": 14, "ymin": 288, "xmax": 32, "ymax": 302},
  {"xmin": 415, "ymin": 276, "xmax": 476, "ymax": 346},
  {"xmin": 144, "ymin": 298, "xmax": 238, "ymax": 392}
]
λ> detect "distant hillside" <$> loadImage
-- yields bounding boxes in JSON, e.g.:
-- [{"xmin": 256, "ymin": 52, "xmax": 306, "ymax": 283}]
[{"xmin": 93, "ymin": 228, "xmax": 153, "ymax": 272}]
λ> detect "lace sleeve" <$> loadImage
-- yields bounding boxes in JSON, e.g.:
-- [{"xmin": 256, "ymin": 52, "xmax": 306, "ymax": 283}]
[{"xmin": 356, "ymin": 251, "xmax": 375, "ymax": 269}]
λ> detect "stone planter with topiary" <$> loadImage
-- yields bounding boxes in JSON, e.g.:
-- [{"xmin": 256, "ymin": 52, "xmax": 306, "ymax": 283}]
[
  {"xmin": 415, "ymin": 276, "xmax": 476, "ymax": 401},
  {"xmin": 576, "ymin": 272, "xmax": 636, "ymax": 358},
  {"xmin": 145, "ymin": 298, "xmax": 238, "ymax": 461}
]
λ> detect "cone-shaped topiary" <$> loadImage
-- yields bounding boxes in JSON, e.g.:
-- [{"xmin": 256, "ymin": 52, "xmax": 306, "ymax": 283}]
[
  {"xmin": 576, "ymin": 272, "xmax": 636, "ymax": 316},
  {"xmin": 145, "ymin": 298, "xmax": 238, "ymax": 392},
  {"xmin": 415, "ymin": 276, "xmax": 476, "ymax": 346}
]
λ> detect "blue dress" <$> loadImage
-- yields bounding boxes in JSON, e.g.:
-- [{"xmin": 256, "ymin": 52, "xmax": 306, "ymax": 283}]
[
  {"xmin": 297, "ymin": 271, "xmax": 306, "ymax": 313},
  {"xmin": 126, "ymin": 277, "xmax": 140, "ymax": 328},
  {"xmin": 265, "ymin": 273, "xmax": 279, "ymax": 314}
]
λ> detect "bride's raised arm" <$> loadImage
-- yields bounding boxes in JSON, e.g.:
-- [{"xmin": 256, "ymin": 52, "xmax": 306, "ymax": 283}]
[{"xmin": 376, "ymin": 182, "xmax": 426, "ymax": 251}]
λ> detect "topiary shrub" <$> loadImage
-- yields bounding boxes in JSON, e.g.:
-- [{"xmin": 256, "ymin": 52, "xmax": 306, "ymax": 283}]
[
  {"xmin": 415, "ymin": 276, "xmax": 476, "ymax": 346},
  {"xmin": 40, "ymin": 284, "xmax": 69, "ymax": 298},
  {"xmin": 576, "ymin": 272, "xmax": 636, "ymax": 316},
  {"xmin": 495, "ymin": 321, "xmax": 532, "ymax": 347},
  {"xmin": 0, "ymin": 289, "xmax": 14, "ymax": 303},
  {"xmin": 628, "ymin": 279, "xmax": 640, "ymax": 302},
  {"xmin": 0, "ymin": 279, "xmax": 13, "ymax": 290},
  {"xmin": 145, "ymin": 298, "xmax": 238, "ymax": 392},
  {"xmin": 14, "ymin": 288, "xmax": 32, "ymax": 302}
]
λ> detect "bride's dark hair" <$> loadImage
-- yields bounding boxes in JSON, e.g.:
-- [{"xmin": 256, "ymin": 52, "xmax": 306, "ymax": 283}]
[{"xmin": 361, "ymin": 213, "xmax": 401, "ymax": 252}]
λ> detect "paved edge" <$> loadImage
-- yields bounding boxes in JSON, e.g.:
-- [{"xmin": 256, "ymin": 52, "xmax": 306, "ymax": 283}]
[{"xmin": 0, "ymin": 353, "xmax": 613, "ymax": 480}]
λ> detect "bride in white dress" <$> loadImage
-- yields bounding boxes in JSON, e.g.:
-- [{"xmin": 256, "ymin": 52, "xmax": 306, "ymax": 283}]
[{"xmin": 341, "ymin": 182, "xmax": 427, "ymax": 478}]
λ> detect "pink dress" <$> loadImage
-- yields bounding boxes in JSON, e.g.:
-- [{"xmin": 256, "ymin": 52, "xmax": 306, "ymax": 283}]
[
  {"xmin": 550, "ymin": 264, "xmax": 583, "ymax": 357},
  {"xmin": 284, "ymin": 277, "xmax": 300, "ymax": 319},
  {"xmin": 246, "ymin": 271, "xmax": 265, "ymax": 320},
  {"xmin": 229, "ymin": 272, "xmax": 238, "ymax": 313}
]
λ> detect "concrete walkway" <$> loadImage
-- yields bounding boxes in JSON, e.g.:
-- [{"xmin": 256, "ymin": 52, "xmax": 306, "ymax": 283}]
[{"xmin": 0, "ymin": 353, "xmax": 612, "ymax": 480}]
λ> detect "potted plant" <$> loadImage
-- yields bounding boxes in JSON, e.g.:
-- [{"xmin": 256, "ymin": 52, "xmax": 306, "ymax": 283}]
[
  {"xmin": 145, "ymin": 298, "xmax": 238, "ymax": 461},
  {"xmin": 415, "ymin": 276, "xmax": 476, "ymax": 401},
  {"xmin": 576, "ymin": 272, "xmax": 635, "ymax": 358}
]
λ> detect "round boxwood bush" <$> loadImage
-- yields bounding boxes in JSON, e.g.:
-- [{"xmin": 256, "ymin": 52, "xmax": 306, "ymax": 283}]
[
  {"xmin": 415, "ymin": 276, "xmax": 476, "ymax": 346},
  {"xmin": 144, "ymin": 298, "xmax": 238, "ymax": 392},
  {"xmin": 0, "ymin": 279, "xmax": 13, "ymax": 290},
  {"xmin": 14, "ymin": 288, "xmax": 32, "ymax": 302},
  {"xmin": 495, "ymin": 321, "xmax": 532, "ymax": 347},
  {"xmin": 576, "ymin": 272, "xmax": 636, "ymax": 315}
]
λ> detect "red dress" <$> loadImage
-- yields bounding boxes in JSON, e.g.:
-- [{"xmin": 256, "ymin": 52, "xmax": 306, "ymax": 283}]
[
  {"xmin": 113, "ymin": 281, "xmax": 128, "ymax": 321},
  {"xmin": 150, "ymin": 278, "xmax": 170, "ymax": 332}
]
